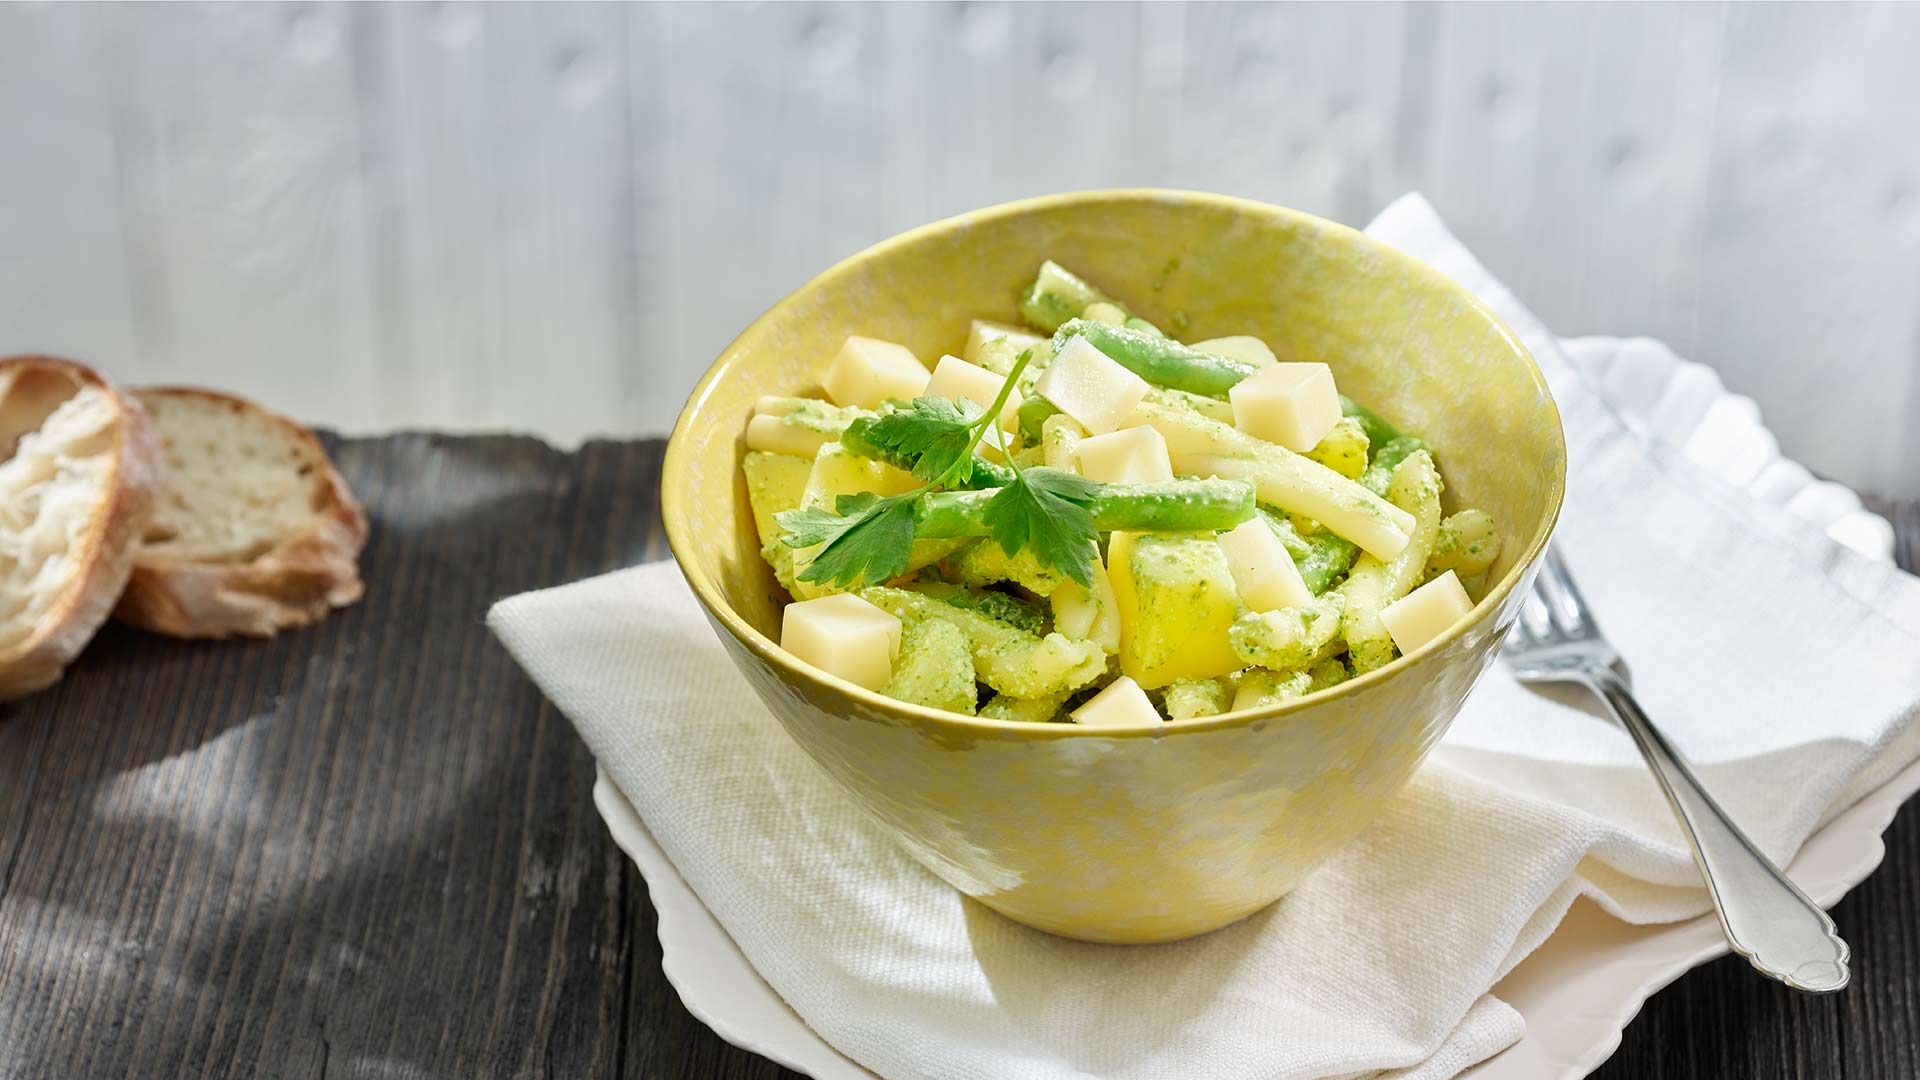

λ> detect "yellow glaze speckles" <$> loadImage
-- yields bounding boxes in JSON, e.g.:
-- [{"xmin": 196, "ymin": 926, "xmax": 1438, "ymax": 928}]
[{"xmin": 662, "ymin": 190, "xmax": 1566, "ymax": 944}]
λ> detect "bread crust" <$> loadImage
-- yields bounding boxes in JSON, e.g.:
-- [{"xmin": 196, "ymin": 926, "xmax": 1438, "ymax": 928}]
[
  {"xmin": 113, "ymin": 388, "xmax": 368, "ymax": 640},
  {"xmin": 0, "ymin": 356, "xmax": 160, "ymax": 700}
]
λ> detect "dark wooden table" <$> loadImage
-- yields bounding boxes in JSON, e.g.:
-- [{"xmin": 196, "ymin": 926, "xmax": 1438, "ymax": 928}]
[{"xmin": 2, "ymin": 435, "xmax": 1915, "ymax": 1080}]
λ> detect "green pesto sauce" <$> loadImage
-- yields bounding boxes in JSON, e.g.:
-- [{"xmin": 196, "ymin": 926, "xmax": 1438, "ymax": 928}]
[{"xmin": 781, "ymin": 398, "xmax": 864, "ymax": 435}]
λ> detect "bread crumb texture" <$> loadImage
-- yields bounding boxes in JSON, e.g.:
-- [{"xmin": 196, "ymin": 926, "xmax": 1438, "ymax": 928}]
[
  {"xmin": 0, "ymin": 384, "xmax": 115, "ymax": 651},
  {"xmin": 139, "ymin": 392, "xmax": 330, "ymax": 564}
]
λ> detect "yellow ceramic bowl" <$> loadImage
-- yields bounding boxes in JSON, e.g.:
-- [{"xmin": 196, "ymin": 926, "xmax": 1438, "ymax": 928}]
[{"xmin": 662, "ymin": 190, "xmax": 1565, "ymax": 944}]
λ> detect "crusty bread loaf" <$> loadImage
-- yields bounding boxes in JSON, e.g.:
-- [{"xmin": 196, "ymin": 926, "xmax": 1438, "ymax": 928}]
[
  {"xmin": 0, "ymin": 357, "xmax": 159, "ymax": 699},
  {"xmin": 113, "ymin": 388, "xmax": 368, "ymax": 639}
]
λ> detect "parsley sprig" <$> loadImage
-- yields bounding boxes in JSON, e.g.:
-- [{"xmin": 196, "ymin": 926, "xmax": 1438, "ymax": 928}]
[
  {"xmin": 852, "ymin": 396, "xmax": 986, "ymax": 484},
  {"xmin": 774, "ymin": 349, "xmax": 1101, "ymax": 588},
  {"xmin": 981, "ymin": 461, "xmax": 1099, "ymax": 587}
]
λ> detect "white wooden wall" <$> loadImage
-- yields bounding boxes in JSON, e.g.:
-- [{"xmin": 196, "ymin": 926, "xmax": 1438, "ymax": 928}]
[{"xmin": 4, "ymin": 2, "xmax": 1918, "ymax": 494}]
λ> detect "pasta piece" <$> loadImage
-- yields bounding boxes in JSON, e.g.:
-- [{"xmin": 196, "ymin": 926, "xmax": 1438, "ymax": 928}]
[
  {"xmin": 1337, "ymin": 450, "xmax": 1445, "ymax": 673},
  {"xmin": 1134, "ymin": 400, "xmax": 1414, "ymax": 560},
  {"xmin": 1164, "ymin": 676, "xmax": 1232, "ymax": 721},
  {"xmin": 1050, "ymin": 546, "xmax": 1121, "ymax": 653},
  {"xmin": 860, "ymin": 587, "xmax": 1106, "ymax": 699},
  {"xmin": 980, "ymin": 691, "xmax": 1072, "ymax": 724},
  {"xmin": 1228, "ymin": 594, "xmax": 1344, "ymax": 671},
  {"xmin": 1306, "ymin": 658, "xmax": 1350, "ymax": 692},
  {"xmin": 1189, "ymin": 335, "xmax": 1278, "ymax": 368},
  {"xmin": 1425, "ymin": 508, "xmax": 1502, "ymax": 581},
  {"xmin": 1230, "ymin": 668, "xmax": 1313, "ymax": 711},
  {"xmin": 1041, "ymin": 413, "xmax": 1088, "ymax": 473},
  {"xmin": 964, "ymin": 320, "xmax": 1043, "ymax": 369},
  {"xmin": 1144, "ymin": 384, "xmax": 1235, "ymax": 424}
]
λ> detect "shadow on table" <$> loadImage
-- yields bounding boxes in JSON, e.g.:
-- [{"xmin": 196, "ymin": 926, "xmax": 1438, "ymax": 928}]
[{"xmin": 0, "ymin": 434, "xmax": 672, "ymax": 1077}]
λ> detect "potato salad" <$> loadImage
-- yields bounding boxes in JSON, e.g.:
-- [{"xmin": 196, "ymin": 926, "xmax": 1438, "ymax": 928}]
[{"xmin": 743, "ymin": 261, "xmax": 1502, "ymax": 726}]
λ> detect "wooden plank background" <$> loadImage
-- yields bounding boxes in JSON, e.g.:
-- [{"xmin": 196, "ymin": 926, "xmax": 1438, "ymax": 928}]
[{"xmin": 1, "ymin": 2, "xmax": 1916, "ymax": 494}]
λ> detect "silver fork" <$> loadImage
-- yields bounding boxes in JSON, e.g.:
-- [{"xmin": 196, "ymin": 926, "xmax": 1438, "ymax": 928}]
[{"xmin": 1502, "ymin": 546, "xmax": 1851, "ymax": 993}]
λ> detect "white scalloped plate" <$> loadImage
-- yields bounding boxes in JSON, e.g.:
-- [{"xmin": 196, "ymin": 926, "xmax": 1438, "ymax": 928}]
[
  {"xmin": 594, "ymin": 337, "xmax": 1902, "ymax": 1079},
  {"xmin": 1559, "ymin": 337, "xmax": 1895, "ymax": 562}
]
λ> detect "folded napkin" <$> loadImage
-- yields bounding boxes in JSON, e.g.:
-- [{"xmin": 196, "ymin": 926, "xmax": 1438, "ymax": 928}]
[{"xmin": 490, "ymin": 195, "xmax": 1920, "ymax": 1080}]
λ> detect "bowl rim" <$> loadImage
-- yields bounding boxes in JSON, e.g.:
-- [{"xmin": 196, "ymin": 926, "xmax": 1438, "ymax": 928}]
[{"xmin": 662, "ymin": 187, "xmax": 1566, "ymax": 739}]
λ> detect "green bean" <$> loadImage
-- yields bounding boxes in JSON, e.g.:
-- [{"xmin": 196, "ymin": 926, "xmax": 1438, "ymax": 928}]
[
  {"xmin": 1296, "ymin": 533, "xmax": 1361, "ymax": 595},
  {"xmin": 1258, "ymin": 507, "xmax": 1359, "ymax": 595},
  {"xmin": 1122, "ymin": 316, "xmax": 1166, "ymax": 337},
  {"xmin": 1340, "ymin": 394, "xmax": 1434, "ymax": 478},
  {"xmin": 1016, "ymin": 395, "xmax": 1061, "ymax": 442},
  {"xmin": 1338, "ymin": 394, "xmax": 1402, "ymax": 449},
  {"xmin": 1018, "ymin": 261, "xmax": 1118, "ymax": 332},
  {"xmin": 914, "ymin": 477, "xmax": 1255, "ymax": 538},
  {"xmin": 839, "ymin": 416, "xmax": 1018, "ymax": 488},
  {"xmin": 1359, "ymin": 435, "xmax": 1427, "ymax": 497},
  {"xmin": 1051, "ymin": 320, "xmax": 1255, "ymax": 398},
  {"xmin": 907, "ymin": 580, "xmax": 1048, "ymax": 635}
]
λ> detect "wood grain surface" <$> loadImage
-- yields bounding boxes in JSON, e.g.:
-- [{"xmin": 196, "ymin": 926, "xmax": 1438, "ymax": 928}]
[{"xmin": 0, "ymin": 437, "xmax": 1914, "ymax": 1079}]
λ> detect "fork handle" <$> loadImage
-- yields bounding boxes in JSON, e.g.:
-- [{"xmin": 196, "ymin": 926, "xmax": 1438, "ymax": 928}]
[{"xmin": 1582, "ymin": 666, "xmax": 1850, "ymax": 992}]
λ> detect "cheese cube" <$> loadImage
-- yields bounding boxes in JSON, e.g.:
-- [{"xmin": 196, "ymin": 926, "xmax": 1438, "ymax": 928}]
[
  {"xmin": 1380, "ymin": 570, "xmax": 1475, "ymax": 657},
  {"xmin": 963, "ymin": 320, "xmax": 1043, "ymax": 367},
  {"xmin": 781, "ymin": 593, "xmax": 903, "ymax": 691},
  {"xmin": 1228, "ymin": 362, "xmax": 1341, "ymax": 452},
  {"xmin": 1050, "ymin": 549, "xmax": 1120, "ymax": 652},
  {"xmin": 1215, "ymin": 518, "xmax": 1313, "ymax": 613},
  {"xmin": 1033, "ymin": 336, "xmax": 1151, "ymax": 435},
  {"xmin": 1070, "ymin": 676, "xmax": 1162, "ymax": 728},
  {"xmin": 1074, "ymin": 426, "xmax": 1174, "ymax": 485},
  {"xmin": 1192, "ymin": 335, "xmax": 1279, "ymax": 368},
  {"xmin": 823, "ymin": 336, "xmax": 930, "ymax": 410},
  {"xmin": 924, "ymin": 354, "xmax": 1021, "ymax": 429}
]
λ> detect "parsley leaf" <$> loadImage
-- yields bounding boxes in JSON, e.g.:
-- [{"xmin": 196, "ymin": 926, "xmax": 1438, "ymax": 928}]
[
  {"xmin": 775, "ymin": 491, "xmax": 922, "ymax": 588},
  {"xmin": 774, "ymin": 494, "xmax": 875, "ymax": 549},
  {"xmin": 765, "ymin": 350, "xmax": 1057, "ymax": 590},
  {"xmin": 981, "ymin": 467, "xmax": 1100, "ymax": 587},
  {"xmin": 848, "ymin": 348, "xmax": 1037, "ymax": 488},
  {"xmin": 855, "ymin": 397, "xmax": 985, "ymax": 484}
]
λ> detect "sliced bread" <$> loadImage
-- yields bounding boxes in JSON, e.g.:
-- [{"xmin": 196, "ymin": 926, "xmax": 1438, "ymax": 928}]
[
  {"xmin": 113, "ymin": 388, "xmax": 368, "ymax": 639},
  {"xmin": 0, "ymin": 357, "xmax": 159, "ymax": 699}
]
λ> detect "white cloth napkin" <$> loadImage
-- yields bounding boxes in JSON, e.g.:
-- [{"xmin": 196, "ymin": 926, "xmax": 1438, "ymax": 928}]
[{"xmin": 489, "ymin": 195, "xmax": 1920, "ymax": 1080}]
